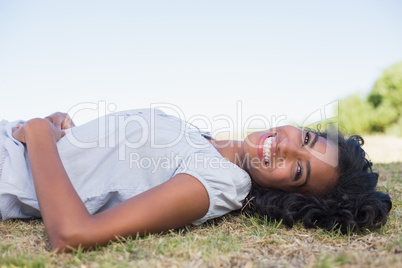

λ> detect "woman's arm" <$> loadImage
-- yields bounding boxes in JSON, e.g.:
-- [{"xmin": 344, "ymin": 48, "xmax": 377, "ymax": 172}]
[{"xmin": 17, "ymin": 119, "xmax": 209, "ymax": 251}]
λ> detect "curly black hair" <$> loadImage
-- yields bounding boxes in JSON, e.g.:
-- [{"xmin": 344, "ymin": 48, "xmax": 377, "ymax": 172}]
[{"xmin": 242, "ymin": 132, "xmax": 392, "ymax": 233}]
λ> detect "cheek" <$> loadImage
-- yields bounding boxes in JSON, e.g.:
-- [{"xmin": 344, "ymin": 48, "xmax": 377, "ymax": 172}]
[
  {"xmin": 309, "ymin": 162, "xmax": 339, "ymax": 194},
  {"xmin": 269, "ymin": 169, "xmax": 289, "ymax": 183},
  {"xmin": 244, "ymin": 132, "xmax": 260, "ymax": 147},
  {"xmin": 251, "ymin": 168, "xmax": 289, "ymax": 189},
  {"xmin": 273, "ymin": 157, "xmax": 287, "ymax": 170},
  {"xmin": 248, "ymin": 167, "xmax": 269, "ymax": 187}
]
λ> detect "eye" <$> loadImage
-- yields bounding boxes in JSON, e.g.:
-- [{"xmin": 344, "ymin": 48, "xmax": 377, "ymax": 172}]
[
  {"xmin": 304, "ymin": 131, "xmax": 310, "ymax": 145},
  {"xmin": 295, "ymin": 164, "xmax": 302, "ymax": 181}
]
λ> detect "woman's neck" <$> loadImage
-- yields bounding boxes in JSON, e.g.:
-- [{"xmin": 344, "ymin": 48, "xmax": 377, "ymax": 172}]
[{"xmin": 208, "ymin": 139, "xmax": 246, "ymax": 170}]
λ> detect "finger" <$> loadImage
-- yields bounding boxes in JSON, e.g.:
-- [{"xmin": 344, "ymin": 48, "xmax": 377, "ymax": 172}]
[
  {"xmin": 62, "ymin": 116, "xmax": 75, "ymax": 129},
  {"xmin": 53, "ymin": 121, "xmax": 62, "ymax": 130},
  {"xmin": 61, "ymin": 129, "xmax": 67, "ymax": 138},
  {"xmin": 45, "ymin": 116, "xmax": 53, "ymax": 124},
  {"xmin": 55, "ymin": 129, "xmax": 68, "ymax": 142},
  {"xmin": 70, "ymin": 120, "xmax": 76, "ymax": 128},
  {"xmin": 11, "ymin": 127, "xmax": 25, "ymax": 143},
  {"xmin": 51, "ymin": 115, "xmax": 62, "ymax": 130},
  {"xmin": 63, "ymin": 121, "xmax": 74, "ymax": 129}
]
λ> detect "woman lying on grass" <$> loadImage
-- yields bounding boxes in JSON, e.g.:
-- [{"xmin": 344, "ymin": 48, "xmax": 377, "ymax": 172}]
[{"xmin": 0, "ymin": 108, "xmax": 391, "ymax": 251}]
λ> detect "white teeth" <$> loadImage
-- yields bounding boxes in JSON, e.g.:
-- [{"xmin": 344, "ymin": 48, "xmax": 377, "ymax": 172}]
[{"xmin": 263, "ymin": 136, "xmax": 274, "ymax": 165}]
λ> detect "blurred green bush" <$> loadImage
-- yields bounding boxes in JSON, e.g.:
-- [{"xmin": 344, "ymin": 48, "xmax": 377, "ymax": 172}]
[{"xmin": 339, "ymin": 61, "xmax": 402, "ymax": 136}]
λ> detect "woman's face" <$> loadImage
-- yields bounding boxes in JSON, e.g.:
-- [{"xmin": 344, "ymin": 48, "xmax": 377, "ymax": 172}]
[{"xmin": 243, "ymin": 125, "xmax": 339, "ymax": 194}]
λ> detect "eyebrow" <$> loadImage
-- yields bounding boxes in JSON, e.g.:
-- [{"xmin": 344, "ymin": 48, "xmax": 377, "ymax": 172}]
[{"xmin": 310, "ymin": 131, "xmax": 319, "ymax": 149}]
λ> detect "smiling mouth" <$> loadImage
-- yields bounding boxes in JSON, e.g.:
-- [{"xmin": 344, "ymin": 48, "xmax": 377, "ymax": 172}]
[{"xmin": 263, "ymin": 135, "xmax": 276, "ymax": 166}]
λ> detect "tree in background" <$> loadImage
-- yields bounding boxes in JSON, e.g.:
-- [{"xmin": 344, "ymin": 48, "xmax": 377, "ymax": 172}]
[
  {"xmin": 338, "ymin": 93, "xmax": 372, "ymax": 134},
  {"xmin": 368, "ymin": 61, "xmax": 402, "ymax": 135},
  {"xmin": 339, "ymin": 61, "xmax": 402, "ymax": 136}
]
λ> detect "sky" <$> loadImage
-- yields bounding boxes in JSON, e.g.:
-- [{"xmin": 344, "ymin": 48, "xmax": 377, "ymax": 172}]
[{"xmin": 1, "ymin": 0, "xmax": 402, "ymax": 137}]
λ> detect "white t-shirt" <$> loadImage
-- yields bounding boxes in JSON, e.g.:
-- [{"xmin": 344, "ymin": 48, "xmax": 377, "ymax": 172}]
[{"xmin": 0, "ymin": 109, "xmax": 251, "ymax": 225}]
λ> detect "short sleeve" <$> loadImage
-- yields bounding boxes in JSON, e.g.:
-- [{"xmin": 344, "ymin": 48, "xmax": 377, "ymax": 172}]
[{"xmin": 172, "ymin": 144, "xmax": 251, "ymax": 225}]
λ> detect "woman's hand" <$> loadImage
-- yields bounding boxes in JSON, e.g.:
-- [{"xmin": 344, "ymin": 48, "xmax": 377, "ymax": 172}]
[
  {"xmin": 45, "ymin": 112, "xmax": 75, "ymax": 130},
  {"xmin": 12, "ymin": 118, "xmax": 67, "ymax": 144}
]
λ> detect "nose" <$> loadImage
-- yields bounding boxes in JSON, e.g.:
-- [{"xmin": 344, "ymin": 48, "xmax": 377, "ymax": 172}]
[{"xmin": 278, "ymin": 137, "xmax": 305, "ymax": 159}]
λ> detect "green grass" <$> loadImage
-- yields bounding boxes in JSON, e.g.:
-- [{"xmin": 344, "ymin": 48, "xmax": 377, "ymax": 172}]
[{"xmin": 0, "ymin": 162, "xmax": 401, "ymax": 267}]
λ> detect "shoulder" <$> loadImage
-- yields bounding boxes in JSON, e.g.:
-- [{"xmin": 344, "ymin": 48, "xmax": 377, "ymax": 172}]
[{"xmin": 174, "ymin": 143, "xmax": 251, "ymax": 225}]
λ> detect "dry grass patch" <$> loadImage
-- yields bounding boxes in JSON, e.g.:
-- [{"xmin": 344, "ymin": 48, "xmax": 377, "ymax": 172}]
[
  {"xmin": 0, "ymin": 162, "xmax": 401, "ymax": 267},
  {"xmin": 363, "ymin": 135, "xmax": 402, "ymax": 164}
]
